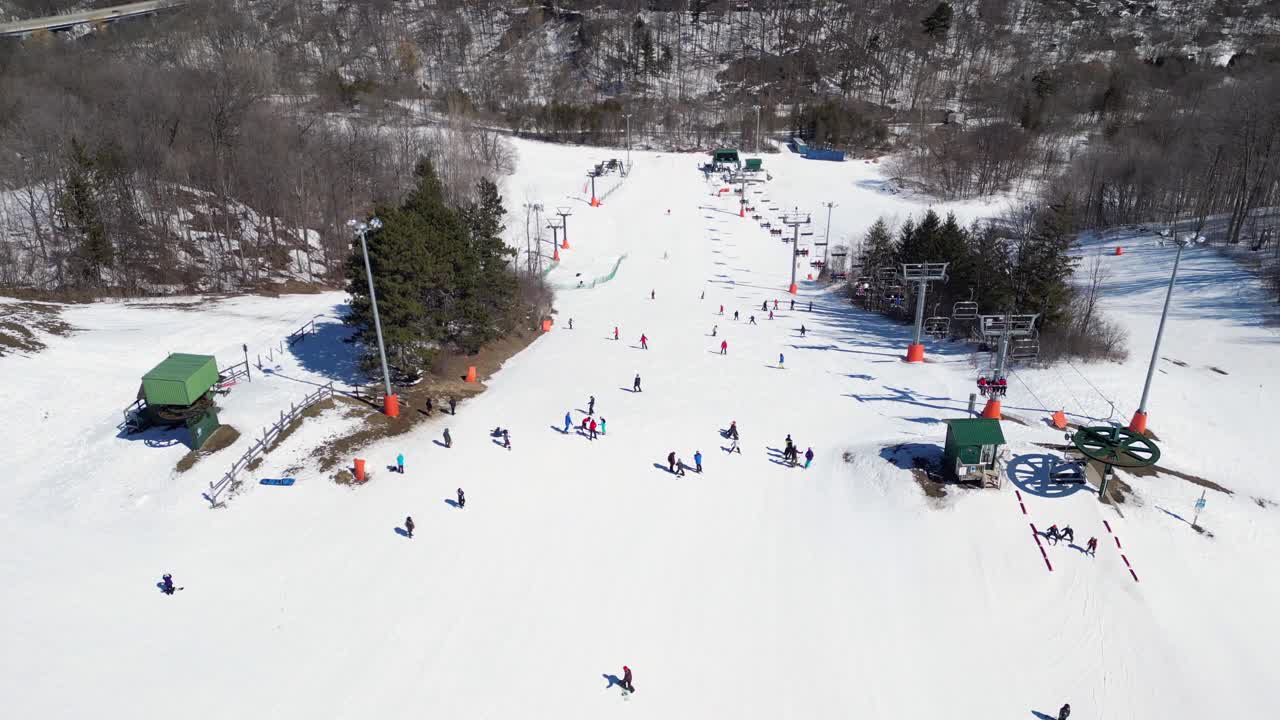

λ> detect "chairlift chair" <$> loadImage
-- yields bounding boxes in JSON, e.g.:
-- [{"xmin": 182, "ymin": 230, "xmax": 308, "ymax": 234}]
[
  {"xmin": 1010, "ymin": 338, "xmax": 1040, "ymax": 360},
  {"xmin": 876, "ymin": 267, "xmax": 897, "ymax": 282},
  {"xmin": 924, "ymin": 317, "xmax": 951, "ymax": 338},
  {"xmin": 952, "ymin": 301, "xmax": 979, "ymax": 320}
]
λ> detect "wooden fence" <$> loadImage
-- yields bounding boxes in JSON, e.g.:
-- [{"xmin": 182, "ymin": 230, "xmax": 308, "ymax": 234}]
[{"xmin": 203, "ymin": 380, "xmax": 335, "ymax": 507}]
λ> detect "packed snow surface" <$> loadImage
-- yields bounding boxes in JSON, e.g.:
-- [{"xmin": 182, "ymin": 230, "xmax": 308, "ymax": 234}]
[{"xmin": 1, "ymin": 140, "xmax": 1277, "ymax": 719}]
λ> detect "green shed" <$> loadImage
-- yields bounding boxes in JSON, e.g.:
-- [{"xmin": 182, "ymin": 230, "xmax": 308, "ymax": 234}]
[
  {"xmin": 744, "ymin": 158, "xmax": 763, "ymax": 171},
  {"xmin": 142, "ymin": 353, "xmax": 219, "ymax": 407},
  {"xmin": 943, "ymin": 418, "xmax": 1006, "ymax": 485},
  {"xmin": 712, "ymin": 148, "xmax": 740, "ymax": 165}
]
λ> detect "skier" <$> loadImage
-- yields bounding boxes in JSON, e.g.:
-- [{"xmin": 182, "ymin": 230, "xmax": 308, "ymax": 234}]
[
  {"xmin": 405, "ymin": 516, "xmax": 415, "ymax": 538},
  {"xmin": 600, "ymin": 417, "xmax": 607, "ymax": 435},
  {"xmin": 749, "ymin": 315, "xmax": 757, "ymax": 325},
  {"xmin": 160, "ymin": 573, "xmax": 176, "ymax": 595},
  {"xmin": 634, "ymin": 374, "xmax": 642, "ymax": 392},
  {"xmin": 700, "ymin": 290, "xmax": 705, "ymax": 300},
  {"xmin": 502, "ymin": 429, "xmax": 511, "ymax": 449},
  {"xmin": 564, "ymin": 412, "xmax": 572, "ymax": 434},
  {"xmin": 768, "ymin": 310, "xmax": 774, "ymax": 320},
  {"xmin": 712, "ymin": 325, "xmax": 718, "ymax": 337},
  {"xmin": 1086, "ymin": 537, "xmax": 1098, "ymax": 556},
  {"xmin": 790, "ymin": 299, "xmax": 795, "ymax": 310},
  {"xmin": 1057, "ymin": 703, "xmax": 1070, "ymax": 720},
  {"xmin": 675, "ymin": 458, "xmax": 687, "ymax": 477},
  {"xmin": 808, "ymin": 301, "xmax": 813, "ymax": 311},
  {"xmin": 779, "ymin": 352, "xmax": 785, "ymax": 368},
  {"xmin": 443, "ymin": 428, "xmax": 452, "ymax": 448},
  {"xmin": 804, "ymin": 447, "xmax": 814, "ymax": 469},
  {"xmin": 773, "ymin": 299, "xmax": 779, "ymax": 310},
  {"xmin": 1061, "ymin": 525, "xmax": 1075, "ymax": 544},
  {"xmin": 762, "ymin": 300, "xmax": 768, "ymax": 311},
  {"xmin": 582, "ymin": 416, "xmax": 591, "ymax": 434},
  {"xmin": 622, "ymin": 665, "xmax": 634, "ymax": 693},
  {"xmin": 727, "ymin": 421, "xmax": 739, "ymax": 440},
  {"xmin": 719, "ymin": 304, "xmax": 724, "ymax": 315},
  {"xmin": 733, "ymin": 311, "xmax": 740, "ymax": 321},
  {"xmin": 457, "ymin": 488, "xmax": 466, "ymax": 509},
  {"xmin": 720, "ymin": 340, "xmax": 728, "ymax": 355},
  {"xmin": 1045, "ymin": 524, "xmax": 1061, "ymax": 545},
  {"xmin": 666, "ymin": 451, "xmax": 678, "ymax": 473},
  {"xmin": 800, "ymin": 325, "xmax": 807, "ymax": 337},
  {"xmin": 449, "ymin": 397, "xmax": 457, "ymax": 415},
  {"xmin": 588, "ymin": 395, "xmax": 596, "ymax": 415},
  {"xmin": 568, "ymin": 318, "xmax": 574, "ymax": 329},
  {"xmin": 640, "ymin": 334, "xmax": 648, "ymax": 349},
  {"xmin": 694, "ymin": 450, "xmax": 703, "ymax": 473},
  {"xmin": 397, "ymin": 452, "xmax": 405, "ymax": 474},
  {"xmin": 589, "ymin": 417, "xmax": 598, "ymax": 440},
  {"xmin": 425, "ymin": 397, "xmax": 434, "ymax": 416},
  {"xmin": 650, "ymin": 289, "xmax": 655, "ymax": 300},
  {"xmin": 614, "ymin": 326, "xmax": 620, "ymax": 341}
]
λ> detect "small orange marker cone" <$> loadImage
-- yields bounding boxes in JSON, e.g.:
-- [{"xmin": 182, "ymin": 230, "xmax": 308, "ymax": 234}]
[
  {"xmin": 1052, "ymin": 410, "xmax": 1067, "ymax": 429},
  {"xmin": 465, "ymin": 366, "xmax": 477, "ymax": 383},
  {"xmin": 590, "ymin": 196, "xmax": 600, "ymax": 207},
  {"xmin": 384, "ymin": 393, "xmax": 400, "ymax": 418},
  {"xmin": 562, "ymin": 237, "xmax": 570, "ymax": 250},
  {"xmin": 739, "ymin": 205, "xmax": 745, "ymax": 218},
  {"xmin": 553, "ymin": 247, "xmax": 560, "ymax": 262},
  {"xmin": 541, "ymin": 319, "xmax": 552, "ymax": 332},
  {"xmin": 1128, "ymin": 410, "xmax": 1147, "ymax": 434},
  {"xmin": 905, "ymin": 344, "xmax": 924, "ymax": 363},
  {"xmin": 354, "ymin": 458, "xmax": 366, "ymax": 482},
  {"xmin": 788, "ymin": 283, "xmax": 798, "ymax": 295},
  {"xmin": 1114, "ymin": 247, "xmax": 1124, "ymax": 256},
  {"xmin": 981, "ymin": 399, "xmax": 1002, "ymax": 420}
]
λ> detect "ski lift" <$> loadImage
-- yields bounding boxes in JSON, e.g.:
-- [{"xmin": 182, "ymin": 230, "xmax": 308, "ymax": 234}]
[
  {"xmin": 876, "ymin": 267, "xmax": 897, "ymax": 282},
  {"xmin": 925, "ymin": 316, "xmax": 951, "ymax": 338},
  {"xmin": 883, "ymin": 284, "xmax": 905, "ymax": 303},
  {"xmin": 1010, "ymin": 337, "xmax": 1040, "ymax": 360},
  {"xmin": 952, "ymin": 301, "xmax": 978, "ymax": 320},
  {"xmin": 770, "ymin": 228, "xmax": 784, "ymax": 236}
]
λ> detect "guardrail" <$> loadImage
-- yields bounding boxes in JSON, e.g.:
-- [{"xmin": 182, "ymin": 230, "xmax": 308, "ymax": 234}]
[{"xmin": 203, "ymin": 380, "xmax": 335, "ymax": 507}]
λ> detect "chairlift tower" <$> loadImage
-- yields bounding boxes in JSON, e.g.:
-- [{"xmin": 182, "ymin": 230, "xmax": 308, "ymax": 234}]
[
  {"xmin": 555, "ymin": 207, "xmax": 573, "ymax": 249},
  {"xmin": 898, "ymin": 262, "xmax": 949, "ymax": 362},
  {"xmin": 587, "ymin": 170, "xmax": 601, "ymax": 207},
  {"xmin": 976, "ymin": 313, "xmax": 1039, "ymax": 419},
  {"xmin": 781, "ymin": 209, "xmax": 812, "ymax": 294}
]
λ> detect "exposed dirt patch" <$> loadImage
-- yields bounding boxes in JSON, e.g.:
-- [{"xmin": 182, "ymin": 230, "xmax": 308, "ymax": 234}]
[
  {"xmin": 314, "ymin": 327, "xmax": 541, "ymax": 479},
  {"xmin": 877, "ymin": 442, "xmax": 974, "ymax": 501},
  {"xmin": 1121, "ymin": 463, "xmax": 1232, "ymax": 495},
  {"xmin": 124, "ymin": 300, "xmax": 212, "ymax": 311},
  {"xmin": 0, "ymin": 302, "xmax": 73, "ymax": 356},
  {"xmin": 1209, "ymin": 366, "xmax": 1229, "ymax": 375},
  {"xmin": 1101, "ymin": 472, "xmax": 1134, "ymax": 505},
  {"xmin": 175, "ymin": 425, "xmax": 241, "ymax": 473}
]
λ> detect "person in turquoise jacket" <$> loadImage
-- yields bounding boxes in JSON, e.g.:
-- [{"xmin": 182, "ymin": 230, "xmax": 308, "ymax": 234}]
[{"xmin": 694, "ymin": 450, "xmax": 703, "ymax": 473}]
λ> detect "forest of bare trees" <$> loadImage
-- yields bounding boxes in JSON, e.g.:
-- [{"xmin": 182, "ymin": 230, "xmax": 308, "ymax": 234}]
[{"xmin": 2, "ymin": 0, "xmax": 1280, "ymax": 297}]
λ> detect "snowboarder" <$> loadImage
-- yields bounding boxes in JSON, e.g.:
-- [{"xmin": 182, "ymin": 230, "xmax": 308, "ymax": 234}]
[
  {"xmin": 600, "ymin": 417, "xmax": 607, "ymax": 435},
  {"xmin": 804, "ymin": 447, "xmax": 814, "ymax": 469},
  {"xmin": 779, "ymin": 352, "xmax": 785, "ymax": 368},
  {"xmin": 589, "ymin": 417, "xmax": 598, "ymax": 440},
  {"xmin": 457, "ymin": 488, "xmax": 466, "ymax": 509},
  {"xmin": 564, "ymin": 412, "xmax": 572, "ymax": 433},
  {"xmin": 733, "ymin": 311, "xmax": 740, "ymax": 321},
  {"xmin": 675, "ymin": 458, "xmax": 687, "ymax": 476},
  {"xmin": 694, "ymin": 450, "xmax": 703, "ymax": 473},
  {"xmin": 425, "ymin": 397, "xmax": 434, "ymax": 416},
  {"xmin": 1057, "ymin": 703, "xmax": 1070, "ymax": 720},
  {"xmin": 614, "ymin": 326, "xmax": 620, "ymax": 341},
  {"xmin": 588, "ymin": 395, "xmax": 596, "ymax": 415},
  {"xmin": 712, "ymin": 325, "xmax": 718, "ymax": 337},
  {"xmin": 405, "ymin": 517, "xmax": 415, "ymax": 538},
  {"xmin": 160, "ymin": 573, "xmax": 176, "ymax": 595},
  {"xmin": 640, "ymin": 334, "xmax": 648, "ymax": 349},
  {"xmin": 397, "ymin": 453, "xmax": 405, "ymax": 474},
  {"xmin": 1061, "ymin": 525, "xmax": 1075, "ymax": 544},
  {"xmin": 667, "ymin": 451, "xmax": 677, "ymax": 474},
  {"xmin": 443, "ymin": 428, "xmax": 452, "ymax": 448},
  {"xmin": 1086, "ymin": 537, "xmax": 1098, "ymax": 556},
  {"xmin": 1045, "ymin": 524, "xmax": 1061, "ymax": 545},
  {"xmin": 799, "ymin": 325, "xmax": 806, "ymax": 337},
  {"xmin": 720, "ymin": 340, "xmax": 728, "ymax": 355},
  {"xmin": 633, "ymin": 374, "xmax": 642, "ymax": 392},
  {"xmin": 502, "ymin": 429, "xmax": 511, "ymax": 449},
  {"xmin": 790, "ymin": 299, "xmax": 795, "ymax": 310},
  {"xmin": 622, "ymin": 666, "xmax": 634, "ymax": 693},
  {"xmin": 449, "ymin": 397, "xmax": 457, "ymax": 415},
  {"xmin": 568, "ymin": 318, "xmax": 574, "ymax": 329},
  {"xmin": 749, "ymin": 315, "xmax": 757, "ymax": 325}
]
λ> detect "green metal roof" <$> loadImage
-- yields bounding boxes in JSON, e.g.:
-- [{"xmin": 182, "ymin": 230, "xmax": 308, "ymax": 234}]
[
  {"xmin": 144, "ymin": 353, "xmax": 216, "ymax": 382},
  {"xmin": 944, "ymin": 418, "xmax": 1006, "ymax": 446}
]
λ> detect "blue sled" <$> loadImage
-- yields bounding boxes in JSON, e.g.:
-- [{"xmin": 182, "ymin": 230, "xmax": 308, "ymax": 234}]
[{"xmin": 260, "ymin": 478, "xmax": 296, "ymax": 486}]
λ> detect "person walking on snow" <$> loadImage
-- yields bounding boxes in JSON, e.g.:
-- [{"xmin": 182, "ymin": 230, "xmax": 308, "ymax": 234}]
[
  {"xmin": 720, "ymin": 340, "xmax": 728, "ymax": 355},
  {"xmin": 799, "ymin": 325, "xmax": 807, "ymax": 337},
  {"xmin": 589, "ymin": 418, "xmax": 598, "ymax": 440},
  {"xmin": 449, "ymin": 397, "xmax": 457, "ymax": 415},
  {"xmin": 582, "ymin": 416, "xmax": 591, "ymax": 434},
  {"xmin": 1057, "ymin": 703, "xmax": 1070, "ymax": 720},
  {"xmin": 405, "ymin": 517, "xmax": 415, "ymax": 538},
  {"xmin": 749, "ymin": 315, "xmax": 757, "ymax": 325},
  {"xmin": 600, "ymin": 417, "xmax": 607, "ymax": 435},
  {"xmin": 734, "ymin": 311, "xmax": 740, "ymax": 321},
  {"xmin": 160, "ymin": 573, "xmax": 176, "ymax": 595},
  {"xmin": 675, "ymin": 458, "xmax": 687, "ymax": 476},
  {"xmin": 502, "ymin": 429, "xmax": 511, "ymax": 449},
  {"xmin": 808, "ymin": 301, "xmax": 813, "ymax": 311},
  {"xmin": 588, "ymin": 395, "xmax": 595, "ymax": 415},
  {"xmin": 727, "ymin": 421, "xmax": 739, "ymax": 440},
  {"xmin": 564, "ymin": 412, "xmax": 572, "ymax": 434},
  {"xmin": 712, "ymin": 325, "xmax": 718, "ymax": 337},
  {"xmin": 568, "ymin": 318, "xmax": 574, "ymax": 329},
  {"xmin": 457, "ymin": 488, "xmax": 466, "ymax": 509},
  {"xmin": 650, "ymin": 289, "xmax": 655, "ymax": 300},
  {"xmin": 614, "ymin": 327, "xmax": 619, "ymax": 341},
  {"xmin": 397, "ymin": 453, "xmax": 405, "ymax": 474},
  {"xmin": 622, "ymin": 666, "xmax": 634, "ymax": 693},
  {"xmin": 790, "ymin": 299, "xmax": 795, "ymax": 310},
  {"xmin": 1045, "ymin": 524, "xmax": 1061, "ymax": 545},
  {"xmin": 640, "ymin": 334, "xmax": 648, "ymax": 349},
  {"xmin": 443, "ymin": 428, "xmax": 452, "ymax": 448},
  {"xmin": 768, "ymin": 310, "xmax": 774, "ymax": 320},
  {"xmin": 667, "ymin": 451, "xmax": 677, "ymax": 474},
  {"xmin": 804, "ymin": 447, "xmax": 814, "ymax": 469},
  {"xmin": 779, "ymin": 352, "xmax": 785, "ymax": 368},
  {"xmin": 773, "ymin": 299, "xmax": 779, "ymax": 310},
  {"xmin": 694, "ymin": 450, "xmax": 703, "ymax": 473},
  {"xmin": 762, "ymin": 300, "xmax": 768, "ymax": 311},
  {"xmin": 1086, "ymin": 537, "xmax": 1098, "ymax": 556},
  {"xmin": 1061, "ymin": 526, "xmax": 1075, "ymax": 544},
  {"xmin": 633, "ymin": 374, "xmax": 642, "ymax": 392},
  {"xmin": 719, "ymin": 304, "xmax": 724, "ymax": 315}
]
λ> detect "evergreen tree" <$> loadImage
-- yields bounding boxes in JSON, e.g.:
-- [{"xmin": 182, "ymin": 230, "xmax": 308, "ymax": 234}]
[
  {"xmin": 1015, "ymin": 197, "xmax": 1078, "ymax": 330},
  {"xmin": 899, "ymin": 209, "xmax": 943, "ymax": 264},
  {"xmin": 861, "ymin": 218, "xmax": 898, "ymax": 273},
  {"xmin": 57, "ymin": 139, "xmax": 112, "ymax": 288},
  {"xmin": 457, "ymin": 178, "xmax": 518, "ymax": 352},
  {"xmin": 922, "ymin": 2, "xmax": 954, "ymax": 41}
]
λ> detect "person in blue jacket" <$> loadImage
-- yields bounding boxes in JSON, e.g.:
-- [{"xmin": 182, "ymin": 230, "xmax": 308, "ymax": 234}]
[
  {"xmin": 694, "ymin": 450, "xmax": 703, "ymax": 473},
  {"xmin": 779, "ymin": 352, "xmax": 785, "ymax": 368},
  {"xmin": 564, "ymin": 412, "xmax": 572, "ymax": 433},
  {"xmin": 396, "ymin": 453, "xmax": 405, "ymax": 473}
]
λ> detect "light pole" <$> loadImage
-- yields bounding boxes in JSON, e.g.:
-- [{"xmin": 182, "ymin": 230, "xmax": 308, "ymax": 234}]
[
  {"xmin": 753, "ymin": 104, "xmax": 761, "ymax": 154},
  {"xmin": 623, "ymin": 113, "xmax": 632, "ymax": 171},
  {"xmin": 1129, "ymin": 237, "xmax": 1191, "ymax": 434},
  {"xmin": 349, "ymin": 217, "xmax": 397, "ymax": 417},
  {"xmin": 821, "ymin": 201, "xmax": 836, "ymax": 268}
]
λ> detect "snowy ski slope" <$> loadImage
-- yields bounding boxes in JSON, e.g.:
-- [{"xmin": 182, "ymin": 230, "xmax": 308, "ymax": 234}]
[{"xmin": 1, "ymin": 141, "xmax": 1277, "ymax": 719}]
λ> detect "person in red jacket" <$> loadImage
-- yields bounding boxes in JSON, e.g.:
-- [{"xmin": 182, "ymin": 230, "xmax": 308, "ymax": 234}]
[
  {"xmin": 622, "ymin": 665, "xmax": 634, "ymax": 692},
  {"xmin": 588, "ymin": 417, "xmax": 598, "ymax": 440},
  {"xmin": 720, "ymin": 340, "xmax": 728, "ymax": 355},
  {"xmin": 640, "ymin": 334, "xmax": 648, "ymax": 349}
]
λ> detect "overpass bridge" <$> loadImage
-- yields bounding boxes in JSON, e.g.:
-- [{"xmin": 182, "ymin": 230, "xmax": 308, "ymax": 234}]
[{"xmin": 0, "ymin": 1, "xmax": 186, "ymax": 38}]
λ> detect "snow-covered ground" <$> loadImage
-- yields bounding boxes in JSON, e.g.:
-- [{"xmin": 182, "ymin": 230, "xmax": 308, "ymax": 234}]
[{"xmin": 2, "ymin": 140, "xmax": 1278, "ymax": 719}]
